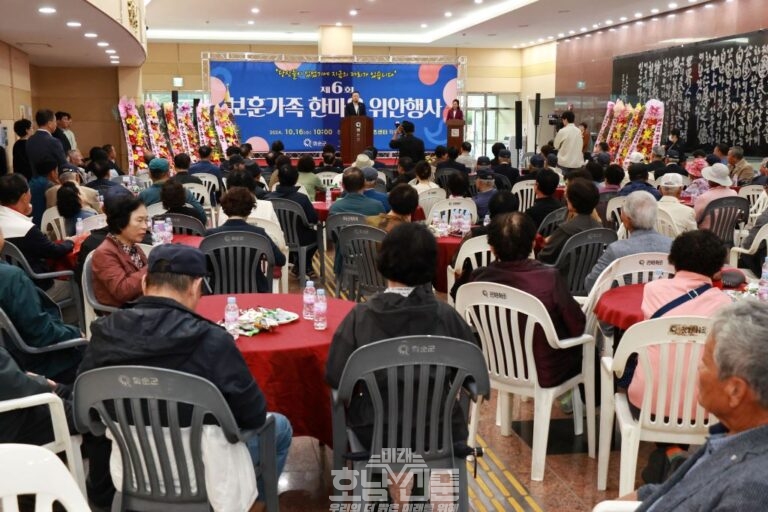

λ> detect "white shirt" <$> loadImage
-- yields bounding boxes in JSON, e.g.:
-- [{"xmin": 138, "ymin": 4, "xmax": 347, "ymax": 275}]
[
  {"xmin": 657, "ymin": 196, "xmax": 697, "ymax": 234},
  {"xmin": 455, "ymin": 154, "xmax": 476, "ymax": 169},
  {"xmin": 553, "ymin": 123, "xmax": 584, "ymax": 168}
]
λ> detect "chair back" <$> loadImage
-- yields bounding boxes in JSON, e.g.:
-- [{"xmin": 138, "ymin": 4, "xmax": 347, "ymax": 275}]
[
  {"xmin": 537, "ymin": 207, "xmax": 568, "ymax": 238},
  {"xmin": 336, "ymin": 336, "xmax": 489, "ymax": 459},
  {"xmin": 146, "ymin": 202, "xmax": 167, "ymax": 218},
  {"xmin": 316, "ymin": 171, "xmax": 339, "ymax": 188},
  {"xmin": 512, "ymin": 180, "xmax": 536, "ymax": 212},
  {"xmin": 136, "ymin": 243, "xmax": 155, "ymax": 257},
  {"xmin": 337, "ymin": 225, "xmax": 387, "ymax": 300},
  {"xmin": 699, "ymin": 196, "xmax": 749, "ymax": 248},
  {"xmin": 182, "ymin": 183, "xmax": 210, "ymax": 206},
  {"xmin": 41, "ymin": 207, "xmax": 66, "ymax": 241},
  {"xmin": 611, "ymin": 317, "xmax": 716, "ymax": 433},
  {"xmin": 551, "ymin": 228, "xmax": 618, "ymax": 298},
  {"xmin": 418, "ymin": 188, "xmax": 447, "ymax": 218},
  {"xmin": 163, "ymin": 213, "xmax": 207, "ymax": 236},
  {"xmin": 455, "ymin": 282, "xmax": 563, "ymax": 390},
  {"xmin": 452, "ymin": 235, "xmax": 495, "ymax": 276},
  {"xmin": 199, "ymin": 231, "xmax": 275, "ymax": 295},
  {"xmin": 73, "ymin": 366, "xmax": 245, "ymax": 511},
  {"xmin": 435, "ymin": 169, "xmax": 458, "ymax": 190},
  {"xmin": 194, "ymin": 172, "xmax": 220, "ymax": 199},
  {"xmin": 605, "ymin": 196, "xmax": 626, "ymax": 231},
  {"xmin": 81, "ymin": 214, "xmax": 107, "ymax": 232},
  {"xmin": 597, "ymin": 192, "xmax": 618, "ymax": 226},
  {"xmin": 82, "ymin": 251, "xmax": 119, "ymax": 338},
  {"xmin": 269, "ymin": 198, "xmax": 315, "ymax": 251},
  {"xmin": 738, "ymin": 184, "xmax": 764, "ymax": 209},
  {"xmin": 245, "ymin": 217, "xmax": 287, "ymax": 249},
  {"xmin": 326, "ymin": 213, "xmax": 367, "ymax": 244},
  {"xmin": 749, "ymin": 190, "xmax": 768, "ymax": 224},
  {"xmin": 428, "ymin": 197, "xmax": 478, "ymax": 224},
  {"xmin": 655, "ymin": 208, "xmax": 680, "ymax": 238},
  {"xmin": 0, "ymin": 444, "xmax": 91, "ymax": 512}
]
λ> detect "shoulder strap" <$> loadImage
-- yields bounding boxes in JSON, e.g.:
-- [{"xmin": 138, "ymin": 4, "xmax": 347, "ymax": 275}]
[{"xmin": 650, "ymin": 283, "xmax": 712, "ymax": 319}]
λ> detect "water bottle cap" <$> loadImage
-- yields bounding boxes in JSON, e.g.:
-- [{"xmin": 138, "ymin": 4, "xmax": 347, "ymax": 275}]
[
  {"xmin": 306, "ymin": 280, "xmax": 314, "ymax": 287},
  {"xmin": 227, "ymin": 296, "xmax": 236, "ymax": 304},
  {"xmin": 317, "ymin": 289, "xmax": 325, "ymax": 296}
]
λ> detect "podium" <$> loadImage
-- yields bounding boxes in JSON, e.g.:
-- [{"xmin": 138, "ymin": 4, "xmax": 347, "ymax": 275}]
[
  {"xmin": 340, "ymin": 116, "xmax": 373, "ymax": 165},
  {"xmin": 446, "ymin": 119, "xmax": 465, "ymax": 151}
]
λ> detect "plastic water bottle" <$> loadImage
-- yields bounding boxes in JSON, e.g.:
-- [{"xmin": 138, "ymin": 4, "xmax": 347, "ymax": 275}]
[
  {"xmin": 450, "ymin": 209, "xmax": 459, "ymax": 233},
  {"xmin": 460, "ymin": 211, "xmax": 471, "ymax": 236},
  {"xmin": 483, "ymin": 214, "xmax": 491, "ymax": 227},
  {"xmin": 164, "ymin": 217, "xmax": 174, "ymax": 243},
  {"xmin": 325, "ymin": 189, "xmax": 332, "ymax": 208},
  {"xmin": 759, "ymin": 257, "xmax": 768, "ymax": 301},
  {"xmin": 153, "ymin": 220, "xmax": 165, "ymax": 245},
  {"xmin": 303, "ymin": 280, "xmax": 316, "ymax": 320},
  {"xmin": 432, "ymin": 212, "xmax": 440, "ymax": 229},
  {"xmin": 75, "ymin": 218, "xmax": 84, "ymax": 236},
  {"xmin": 224, "ymin": 296, "xmax": 239, "ymax": 337},
  {"xmin": 313, "ymin": 289, "xmax": 327, "ymax": 330}
]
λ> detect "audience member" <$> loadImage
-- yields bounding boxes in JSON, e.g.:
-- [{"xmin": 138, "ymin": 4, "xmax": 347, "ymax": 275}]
[
  {"xmin": 538, "ymin": 178, "xmax": 601, "ymax": 263},
  {"xmin": 600, "ymin": 164, "xmax": 624, "ymax": 193},
  {"xmin": 585, "ymin": 191, "xmax": 672, "ymax": 291},
  {"xmin": 410, "ymin": 160, "xmax": 439, "ymax": 195},
  {"xmin": 657, "ymin": 173, "xmax": 697, "ymax": 234},
  {"xmin": 493, "ymin": 149, "xmax": 520, "ymax": 183},
  {"xmin": 102, "ymin": 143, "xmax": 123, "ymax": 176},
  {"xmin": 52, "ymin": 111, "xmax": 73, "ymax": 152},
  {"xmin": 47, "ymin": 170, "xmax": 100, "ymax": 211},
  {"xmin": 473, "ymin": 168, "xmax": 498, "ymax": 219},
  {"xmin": 83, "ymin": 159, "xmax": 118, "ymax": 195},
  {"xmin": 685, "ymin": 149, "xmax": 707, "ymax": 179},
  {"xmin": 693, "ymin": 163, "xmax": 737, "ymax": 229},
  {"xmin": 525, "ymin": 168, "xmax": 562, "ymax": 228},
  {"xmin": 656, "ymin": 149, "xmax": 688, "ymax": 178},
  {"xmin": 456, "ymin": 141, "xmax": 476, "ymax": 170},
  {"xmin": 366, "ymin": 183, "xmax": 419, "ymax": 232},
  {"xmin": 361, "ymin": 167, "xmax": 390, "ymax": 212},
  {"xmin": 296, "ymin": 154, "xmax": 325, "ymax": 200},
  {"xmin": 619, "ymin": 163, "xmax": 661, "ymax": 199},
  {"xmin": 29, "ymin": 158, "xmax": 60, "ymax": 226},
  {"xmin": 585, "ymin": 161, "xmax": 605, "ymax": 186},
  {"xmin": 490, "ymin": 142, "xmax": 506, "ymax": 166},
  {"xmin": 159, "ymin": 179, "xmax": 207, "ymax": 225},
  {"xmin": 171, "ymin": 153, "xmax": 203, "ymax": 185},
  {"xmin": 646, "ymin": 145, "xmax": 667, "ymax": 175},
  {"xmin": 12, "ymin": 118, "xmax": 33, "ymax": 179},
  {"xmin": 389, "ymin": 120, "xmax": 425, "ymax": 164},
  {"xmin": 139, "ymin": 157, "xmax": 206, "ymax": 221},
  {"xmin": 56, "ymin": 182, "xmax": 97, "ymax": 235},
  {"xmin": 447, "ymin": 171, "xmax": 470, "ymax": 198},
  {"xmin": 728, "ymin": 145, "xmax": 755, "ymax": 185},
  {"xmin": 330, "ymin": 168, "xmax": 386, "ymax": 216},
  {"xmin": 189, "ymin": 145, "xmax": 226, "ymax": 193}
]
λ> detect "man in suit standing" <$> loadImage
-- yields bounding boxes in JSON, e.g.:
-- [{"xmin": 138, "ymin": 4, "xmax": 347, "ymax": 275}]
[
  {"xmin": 344, "ymin": 91, "xmax": 366, "ymax": 117},
  {"xmin": 53, "ymin": 112, "xmax": 74, "ymax": 153},
  {"xmin": 26, "ymin": 110, "xmax": 75, "ymax": 174},
  {"xmin": 389, "ymin": 120, "xmax": 425, "ymax": 164}
]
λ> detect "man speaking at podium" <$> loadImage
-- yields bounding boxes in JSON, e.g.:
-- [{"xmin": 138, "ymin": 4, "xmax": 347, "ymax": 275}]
[{"xmin": 344, "ymin": 91, "xmax": 367, "ymax": 117}]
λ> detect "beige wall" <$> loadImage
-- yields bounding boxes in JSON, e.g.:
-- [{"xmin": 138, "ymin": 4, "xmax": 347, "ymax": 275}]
[
  {"xmin": 30, "ymin": 66, "xmax": 123, "ymax": 163},
  {"xmin": 0, "ymin": 40, "xmax": 31, "ymax": 168},
  {"xmin": 521, "ymin": 43, "xmax": 557, "ymax": 151}
]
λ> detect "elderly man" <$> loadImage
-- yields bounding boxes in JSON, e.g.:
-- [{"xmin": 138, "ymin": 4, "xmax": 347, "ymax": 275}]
[
  {"xmin": 657, "ymin": 173, "xmax": 696, "ymax": 234},
  {"xmin": 473, "ymin": 168, "xmax": 498, "ymax": 218},
  {"xmin": 618, "ymin": 164, "xmax": 661, "ymax": 200},
  {"xmin": 728, "ymin": 146, "xmax": 755, "ymax": 185},
  {"xmin": 585, "ymin": 191, "xmax": 672, "ymax": 291},
  {"xmin": 646, "ymin": 145, "xmax": 666, "ymax": 176},
  {"xmin": 628, "ymin": 300, "xmax": 768, "ymax": 511},
  {"xmin": 360, "ymin": 167, "xmax": 390, "ymax": 212},
  {"xmin": 329, "ymin": 167, "xmax": 386, "ymax": 216}
]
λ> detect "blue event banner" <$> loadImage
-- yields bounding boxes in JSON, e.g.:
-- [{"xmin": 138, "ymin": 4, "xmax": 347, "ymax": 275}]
[{"xmin": 209, "ymin": 61, "xmax": 458, "ymax": 153}]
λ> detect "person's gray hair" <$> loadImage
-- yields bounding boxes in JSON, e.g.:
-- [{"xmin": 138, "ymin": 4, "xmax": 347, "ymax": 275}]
[
  {"xmin": 651, "ymin": 145, "xmax": 665, "ymax": 158},
  {"xmin": 711, "ymin": 299, "xmax": 768, "ymax": 408},
  {"xmin": 623, "ymin": 190, "xmax": 658, "ymax": 230},
  {"xmin": 660, "ymin": 185, "xmax": 682, "ymax": 195},
  {"xmin": 729, "ymin": 146, "xmax": 744, "ymax": 160}
]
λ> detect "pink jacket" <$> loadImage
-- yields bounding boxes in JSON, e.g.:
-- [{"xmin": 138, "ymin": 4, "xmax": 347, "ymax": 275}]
[{"xmin": 693, "ymin": 186, "xmax": 737, "ymax": 228}]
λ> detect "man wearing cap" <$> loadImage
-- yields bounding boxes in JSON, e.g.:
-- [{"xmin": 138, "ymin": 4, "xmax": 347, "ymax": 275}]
[
  {"xmin": 475, "ymin": 156, "xmax": 492, "ymax": 174},
  {"xmin": 493, "ymin": 149, "xmax": 520, "ymax": 184},
  {"xmin": 473, "ymin": 168, "xmax": 498, "ymax": 218},
  {"xmin": 657, "ymin": 173, "xmax": 697, "ymax": 234},
  {"xmin": 553, "ymin": 111, "xmax": 585, "ymax": 173},
  {"xmin": 694, "ymin": 163, "xmax": 738, "ymax": 229},
  {"xmin": 657, "ymin": 149, "xmax": 688, "ymax": 178},
  {"xmin": 646, "ymin": 145, "xmax": 667, "ymax": 176},
  {"xmin": 139, "ymin": 157, "xmax": 206, "ymax": 222},
  {"xmin": 618, "ymin": 163, "xmax": 661, "ymax": 200},
  {"xmin": 728, "ymin": 146, "xmax": 755, "ymax": 186},
  {"xmin": 330, "ymin": 168, "xmax": 386, "ymax": 217},
  {"xmin": 389, "ymin": 120, "xmax": 425, "ymax": 164},
  {"xmin": 523, "ymin": 154, "xmax": 546, "ymax": 180},
  {"xmin": 360, "ymin": 167, "xmax": 390, "ymax": 212},
  {"xmin": 78, "ymin": 244, "xmax": 293, "ymax": 509},
  {"xmin": 628, "ymin": 151, "xmax": 646, "ymax": 166}
]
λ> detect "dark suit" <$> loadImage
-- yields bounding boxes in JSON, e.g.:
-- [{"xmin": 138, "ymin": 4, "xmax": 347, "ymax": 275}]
[
  {"xmin": 389, "ymin": 134, "xmax": 425, "ymax": 164},
  {"xmin": 26, "ymin": 130, "xmax": 74, "ymax": 174},
  {"xmin": 52, "ymin": 128, "xmax": 71, "ymax": 153},
  {"xmin": 12, "ymin": 140, "xmax": 32, "ymax": 179},
  {"xmin": 437, "ymin": 160, "xmax": 469, "ymax": 174},
  {"xmin": 344, "ymin": 101, "xmax": 366, "ymax": 117}
]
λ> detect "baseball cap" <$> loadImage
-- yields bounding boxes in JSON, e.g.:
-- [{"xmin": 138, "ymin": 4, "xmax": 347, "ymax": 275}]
[
  {"xmin": 148, "ymin": 157, "xmax": 170, "ymax": 174},
  {"xmin": 476, "ymin": 156, "xmax": 492, "ymax": 167},
  {"xmin": 702, "ymin": 163, "xmax": 732, "ymax": 187},
  {"xmin": 477, "ymin": 168, "xmax": 495, "ymax": 180},
  {"xmin": 147, "ymin": 244, "xmax": 208, "ymax": 277},
  {"xmin": 530, "ymin": 154, "xmax": 545, "ymax": 168},
  {"xmin": 667, "ymin": 149, "xmax": 681, "ymax": 160},
  {"xmin": 546, "ymin": 153, "xmax": 558, "ymax": 166},
  {"xmin": 595, "ymin": 153, "xmax": 611, "ymax": 166},
  {"xmin": 354, "ymin": 153, "xmax": 373, "ymax": 169},
  {"xmin": 362, "ymin": 167, "xmax": 378, "ymax": 181},
  {"xmin": 498, "ymin": 149, "xmax": 511, "ymax": 159},
  {"xmin": 659, "ymin": 173, "xmax": 683, "ymax": 187},
  {"xmin": 629, "ymin": 151, "xmax": 645, "ymax": 164}
]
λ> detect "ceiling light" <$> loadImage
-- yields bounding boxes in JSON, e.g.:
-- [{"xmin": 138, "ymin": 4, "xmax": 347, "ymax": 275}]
[
  {"xmin": 580, "ymin": 27, "xmax": 587, "ymax": 32},
  {"xmin": 619, "ymin": 16, "xmax": 628, "ymax": 21},
  {"xmin": 605, "ymin": 19, "xmax": 613, "ymax": 24},
  {"xmin": 97, "ymin": 41, "xmax": 109, "ymax": 47},
  {"xmin": 513, "ymin": 45, "xmax": 518, "ymax": 48},
  {"xmin": 634, "ymin": 12, "xmax": 643, "ymax": 17},
  {"xmin": 335, "ymin": 21, "xmax": 342, "ymax": 26},
  {"xmin": 38, "ymin": 6, "xmax": 56, "ymax": 14},
  {"xmin": 704, "ymin": 3, "xmax": 714, "ymax": 7},
  {"xmin": 110, "ymin": 55, "xmax": 119, "ymax": 59},
  {"xmin": 688, "ymin": 0, "xmax": 697, "ymax": 2},
  {"xmin": 528, "ymin": 40, "xmax": 535, "ymax": 45},
  {"xmin": 111, "ymin": 61, "xmax": 120, "ymax": 65},
  {"xmin": 668, "ymin": 13, "xmax": 676, "ymax": 17},
  {"xmin": 592, "ymin": 23, "xmax": 599, "ymax": 28},
  {"xmin": 557, "ymin": 32, "xmax": 564, "ymax": 37},
  {"xmin": 349, "ymin": 9, "xmax": 357, "ymax": 15},
  {"xmin": 586, "ymin": 34, "xmax": 592, "ymax": 38},
  {"xmin": 420, "ymin": 23, "xmax": 428, "ymax": 28},
  {"xmin": 248, "ymin": 20, "xmax": 254, "ymax": 25},
  {"xmin": 84, "ymin": 32, "xmax": 98, "ymax": 38},
  {"xmin": 651, "ymin": 8, "xmax": 660, "ymax": 13},
  {"xmin": 568, "ymin": 30, "xmax": 575, "ymax": 34},
  {"xmin": 636, "ymin": 20, "xmax": 644, "ymax": 25},
  {"xmin": 651, "ymin": 17, "xmax": 659, "ymax": 20},
  {"xmin": 668, "ymin": 2, "xmax": 678, "ymax": 7},
  {"xmin": 250, "ymin": 7, "xmax": 259, "ymax": 13},
  {"xmin": 474, "ymin": 0, "xmax": 483, "ymax": 3},
  {"xmin": 444, "ymin": 11, "xmax": 452, "ymax": 17},
  {"xmin": 66, "ymin": 21, "xmax": 81, "ymax": 27},
  {"xmin": 547, "ymin": 35, "xmax": 554, "ymax": 40},
  {"xmin": 105, "ymin": 49, "xmax": 116, "ymax": 54},
  {"xmin": 622, "ymin": 25, "xmax": 629, "ymax": 29},
  {"xmin": 537, "ymin": 37, "xmax": 544, "ymax": 42},
  {"xmin": 609, "ymin": 28, "xmax": 616, "ymax": 31}
]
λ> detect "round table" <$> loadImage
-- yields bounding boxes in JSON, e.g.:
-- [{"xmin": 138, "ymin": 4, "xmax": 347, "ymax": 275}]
[
  {"xmin": 593, "ymin": 283, "xmax": 646, "ymax": 331},
  {"xmin": 435, "ymin": 235, "xmax": 463, "ymax": 293},
  {"xmin": 196, "ymin": 293, "xmax": 355, "ymax": 446},
  {"xmin": 312, "ymin": 202, "xmax": 426, "ymax": 223},
  {"xmin": 172, "ymin": 233, "xmax": 203, "ymax": 247}
]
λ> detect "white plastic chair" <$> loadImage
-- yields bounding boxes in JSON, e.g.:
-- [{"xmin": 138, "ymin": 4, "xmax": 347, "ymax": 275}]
[
  {"xmin": 597, "ymin": 316, "xmax": 715, "ymax": 496},
  {"xmin": 592, "ymin": 502, "xmax": 641, "ymax": 512},
  {"xmin": 81, "ymin": 251, "xmax": 118, "ymax": 338},
  {"xmin": 194, "ymin": 172, "xmax": 221, "ymax": 200},
  {"xmin": 246, "ymin": 217, "xmax": 290, "ymax": 293},
  {"xmin": 428, "ymin": 197, "xmax": 478, "ymax": 225},
  {"xmin": 316, "ymin": 171, "xmax": 339, "ymax": 188},
  {"xmin": 0, "ymin": 393, "xmax": 86, "ymax": 496},
  {"xmin": 418, "ymin": 188, "xmax": 447, "ymax": 219},
  {"xmin": 654, "ymin": 208, "xmax": 680, "ymax": 239},
  {"xmin": 182, "ymin": 182, "xmax": 214, "ymax": 226},
  {"xmin": 145, "ymin": 202, "xmax": 167, "ymax": 219},
  {"xmin": 747, "ymin": 190, "xmax": 768, "ymax": 228},
  {"xmin": 0, "ymin": 444, "xmax": 90, "ymax": 512},
  {"xmin": 605, "ymin": 196, "xmax": 626, "ymax": 231},
  {"xmin": 738, "ymin": 184, "xmax": 764, "ymax": 209},
  {"xmin": 41, "ymin": 206, "xmax": 66, "ymax": 241},
  {"xmin": 80, "ymin": 213, "xmax": 107, "ymax": 232},
  {"xmin": 512, "ymin": 180, "xmax": 536, "ymax": 212},
  {"xmin": 582, "ymin": 252, "xmax": 674, "ymax": 358},
  {"xmin": 729, "ymin": 221, "xmax": 768, "ymax": 269},
  {"xmin": 455, "ymin": 282, "xmax": 596, "ymax": 481},
  {"xmin": 445, "ymin": 235, "xmax": 495, "ymax": 305}
]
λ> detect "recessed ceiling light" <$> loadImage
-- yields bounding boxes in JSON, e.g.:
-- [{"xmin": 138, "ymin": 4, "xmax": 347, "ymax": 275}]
[
  {"xmin": 704, "ymin": 3, "xmax": 713, "ymax": 7},
  {"xmin": 605, "ymin": 19, "xmax": 613, "ymax": 24},
  {"xmin": 580, "ymin": 27, "xmax": 587, "ymax": 31},
  {"xmin": 66, "ymin": 21, "xmax": 81, "ymax": 27},
  {"xmin": 247, "ymin": 20, "xmax": 254, "ymax": 25},
  {"xmin": 513, "ymin": 45, "xmax": 519, "ymax": 48},
  {"xmin": 668, "ymin": 2, "xmax": 678, "ymax": 7},
  {"xmin": 97, "ymin": 41, "xmax": 109, "ymax": 47},
  {"xmin": 250, "ymin": 7, "xmax": 259, "ymax": 13},
  {"xmin": 622, "ymin": 25, "xmax": 629, "ymax": 29},
  {"xmin": 547, "ymin": 35, "xmax": 554, "ymax": 40},
  {"xmin": 634, "ymin": 12, "xmax": 643, "ymax": 17},
  {"xmin": 84, "ymin": 32, "xmax": 98, "ymax": 38},
  {"xmin": 609, "ymin": 28, "xmax": 616, "ymax": 31},
  {"xmin": 335, "ymin": 21, "xmax": 342, "ymax": 26},
  {"xmin": 528, "ymin": 40, "xmax": 535, "ymax": 45},
  {"xmin": 651, "ymin": 8, "xmax": 660, "ymax": 13},
  {"xmin": 636, "ymin": 20, "xmax": 644, "ymax": 25},
  {"xmin": 568, "ymin": 30, "xmax": 575, "ymax": 34},
  {"xmin": 474, "ymin": 0, "xmax": 483, "ymax": 3},
  {"xmin": 111, "ymin": 61, "xmax": 120, "ymax": 65},
  {"xmin": 349, "ymin": 9, "xmax": 358, "ymax": 15},
  {"xmin": 619, "ymin": 16, "xmax": 628, "ymax": 21},
  {"xmin": 592, "ymin": 23, "xmax": 599, "ymax": 28},
  {"xmin": 688, "ymin": 0, "xmax": 697, "ymax": 2},
  {"xmin": 106, "ymin": 49, "xmax": 116, "ymax": 54},
  {"xmin": 110, "ymin": 55, "xmax": 119, "ymax": 59},
  {"xmin": 537, "ymin": 38, "xmax": 544, "ymax": 42},
  {"xmin": 668, "ymin": 13, "xmax": 676, "ymax": 17},
  {"xmin": 686, "ymin": 8, "xmax": 695, "ymax": 13},
  {"xmin": 38, "ymin": 6, "xmax": 56, "ymax": 14},
  {"xmin": 444, "ymin": 11, "xmax": 452, "ymax": 17},
  {"xmin": 420, "ymin": 23, "xmax": 427, "ymax": 28}
]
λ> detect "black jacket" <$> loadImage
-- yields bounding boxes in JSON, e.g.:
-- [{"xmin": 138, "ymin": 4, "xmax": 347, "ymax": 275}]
[
  {"xmin": 389, "ymin": 134, "xmax": 425, "ymax": 164},
  {"xmin": 526, "ymin": 196, "xmax": 564, "ymax": 228},
  {"xmin": 80, "ymin": 296, "xmax": 267, "ymax": 429},
  {"xmin": 26, "ymin": 130, "xmax": 74, "ymax": 173}
]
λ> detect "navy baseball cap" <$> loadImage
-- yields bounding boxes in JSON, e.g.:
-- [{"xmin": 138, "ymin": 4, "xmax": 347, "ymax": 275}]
[{"xmin": 148, "ymin": 244, "xmax": 208, "ymax": 277}]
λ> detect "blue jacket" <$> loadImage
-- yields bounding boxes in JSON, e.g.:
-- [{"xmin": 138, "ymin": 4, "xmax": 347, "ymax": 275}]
[
  {"xmin": 363, "ymin": 189, "xmax": 390, "ymax": 213},
  {"xmin": 618, "ymin": 180, "xmax": 662, "ymax": 200},
  {"xmin": 329, "ymin": 192, "xmax": 385, "ymax": 216}
]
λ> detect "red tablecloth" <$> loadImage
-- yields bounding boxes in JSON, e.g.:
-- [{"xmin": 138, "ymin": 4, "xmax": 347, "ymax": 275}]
[
  {"xmin": 172, "ymin": 234, "xmax": 203, "ymax": 247},
  {"xmin": 314, "ymin": 189, "xmax": 342, "ymax": 202},
  {"xmin": 196, "ymin": 294, "xmax": 355, "ymax": 446},
  {"xmin": 593, "ymin": 283, "xmax": 645, "ymax": 331},
  {"xmin": 435, "ymin": 235, "xmax": 463, "ymax": 293},
  {"xmin": 312, "ymin": 203, "xmax": 426, "ymax": 222},
  {"xmin": 555, "ymin": 187, "xmax": 565, "ymax": 200}
]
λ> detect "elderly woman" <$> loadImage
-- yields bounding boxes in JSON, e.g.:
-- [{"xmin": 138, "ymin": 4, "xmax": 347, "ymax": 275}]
[
  {"xmin": 411, "ymin": 160, "xmax": 439, "ymax": 194},
  {"xmin": 366, "ymin": 183, "xmax": 418, "ymax": 233},
  {"xmin": 296, "ymin": 154, "xmax": 325, "ymax": 200},
  {"xmin": 205, "ymin": 187, "xmax": 286, "ymax": 293},
  {"xmin": 92, "ymin": 194, "xmax": 148, "ymax": 307},
  {"xmin": 469, "ymin": 212, "xmax": 585, "ymax": 387},
  {"xmin": 56, "ymin": 182, "xmax": 97, "ymax": 235},
  {"xmin": 158, "ymin": 179, "xmax": 207, "ymax": 225},
  {"xmin": 537, "ymin": 177, "xmax": 602, "ymax": 263}
]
